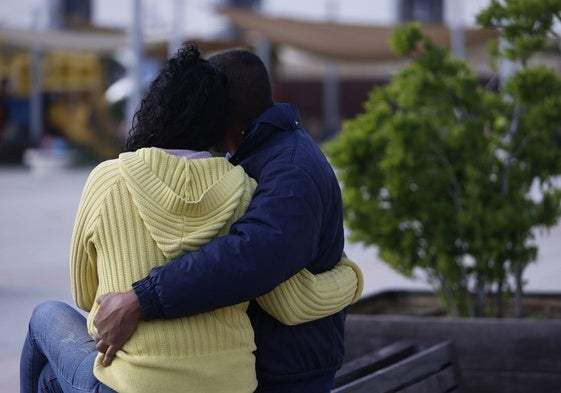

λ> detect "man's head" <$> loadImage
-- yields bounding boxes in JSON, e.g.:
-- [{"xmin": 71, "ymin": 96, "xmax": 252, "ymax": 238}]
[{"xmin": 208, "ymin": 49, "xmax": 274, "ymax": 143}]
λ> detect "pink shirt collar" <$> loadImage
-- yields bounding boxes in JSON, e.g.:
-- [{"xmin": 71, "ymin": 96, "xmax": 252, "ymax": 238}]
[{"xmin": 154, "ymin": 148, "xmax": 213, "ymax": 160}]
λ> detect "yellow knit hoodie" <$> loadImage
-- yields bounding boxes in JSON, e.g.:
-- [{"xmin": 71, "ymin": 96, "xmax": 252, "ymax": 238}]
[{"xmin": 70, "ymin": 148, "xmax": 363, "ymax": 393}]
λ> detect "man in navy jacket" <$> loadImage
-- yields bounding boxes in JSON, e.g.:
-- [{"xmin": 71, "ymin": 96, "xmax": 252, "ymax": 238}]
[{"xmin": 94, "ymin": 49, "xmax": 347, "ymax": 392}]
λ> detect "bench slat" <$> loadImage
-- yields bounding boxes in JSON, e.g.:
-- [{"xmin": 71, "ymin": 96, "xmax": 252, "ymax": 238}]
[
  {"xmin": 333, "ymin": 340, "xmax": 419, "ymax": 388},
  {"xmin": 333, "ymin": 341, "xmax": 459, "ymax": 393},
  {"xmin": 398, "ymin": 366, "xmax": 457, "ymax": 393}
]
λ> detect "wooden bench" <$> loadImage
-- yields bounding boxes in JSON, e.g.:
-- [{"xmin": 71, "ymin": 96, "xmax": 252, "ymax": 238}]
[
  {"xmin": 333, "ymin": 341, "xmax": 461, "ymax": 393},
  {"xmin": 344, "ymin": 314, "xmax": 561, "ymax": 392}
]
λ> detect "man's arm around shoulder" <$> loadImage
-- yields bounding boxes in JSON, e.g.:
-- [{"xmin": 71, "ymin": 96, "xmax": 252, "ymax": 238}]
[{"xmin": 94, "ymin": 160, "xmax": 325, "ymax": 362}]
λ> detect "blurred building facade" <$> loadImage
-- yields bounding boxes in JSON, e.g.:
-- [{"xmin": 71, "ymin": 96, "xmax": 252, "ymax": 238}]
[
  {"xmin": 0, "ymin": 0, "xmax": 123, "ymax": 163},
  {"xmin": 1, "ymin": 0, "xmax": 560, "ymax": 163}
]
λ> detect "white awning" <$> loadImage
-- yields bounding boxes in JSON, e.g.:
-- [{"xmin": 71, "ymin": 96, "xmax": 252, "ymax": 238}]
[
  {"xmin": 0, "ymin": 27, "xmax": 128, "ymax": 53},
  {"xmin": 220, "ymin": 7, "xmax": 498, "ymax": 62}
]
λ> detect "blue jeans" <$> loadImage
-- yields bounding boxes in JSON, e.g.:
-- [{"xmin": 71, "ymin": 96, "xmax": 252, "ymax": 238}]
[{"xmin": 20, "ymin": 301, "xmax": 116, "ymax": 393}]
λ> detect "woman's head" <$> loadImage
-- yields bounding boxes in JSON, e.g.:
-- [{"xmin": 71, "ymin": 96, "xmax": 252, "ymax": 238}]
[{"xmin": 126, "ymin": 43, "xmax": 228, "ymax": 152}]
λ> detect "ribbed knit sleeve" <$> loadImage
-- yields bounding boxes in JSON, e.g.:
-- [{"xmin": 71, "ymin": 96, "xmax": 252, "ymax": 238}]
[
  {"xmin": 70, "ymin": 160, "xmax": 120, "ymax": 312},
  {"xmin": 256, "ymin": 257, "xmax": 363, "ymax": 326}
]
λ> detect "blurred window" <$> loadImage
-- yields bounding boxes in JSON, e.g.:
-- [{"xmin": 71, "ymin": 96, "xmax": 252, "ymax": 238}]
[
  {"xmin": 399, "ymin": 0, "xmax": 443, "ymax": 23},
  {"xmin": 61, "ymin": 0, "xmax": 91, "ymax": 26}
]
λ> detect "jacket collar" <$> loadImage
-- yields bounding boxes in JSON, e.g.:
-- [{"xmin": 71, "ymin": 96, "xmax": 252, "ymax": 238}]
[
  {"xmin": 230, "ymin": 103, "xmax": 301, "ymax": 164},
  {"xmin": 252, "ymin": 103, "xmax": 301, "ymax": 132}
]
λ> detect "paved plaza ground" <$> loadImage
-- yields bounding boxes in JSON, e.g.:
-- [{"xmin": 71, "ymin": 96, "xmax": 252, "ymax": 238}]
[{"xmin": 1, "ymin": 166, "xmax": 559, "ymax": 392}]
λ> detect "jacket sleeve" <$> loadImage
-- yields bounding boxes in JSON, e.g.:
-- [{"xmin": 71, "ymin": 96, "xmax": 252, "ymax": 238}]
[
  {"xmin": 133, "ymin": 160, "xmax": 331, "ymax": 320},
  {"xmin": 70, "ymin": 161, "xmax": 118, "ymax": 312},
  {"xmin": 256, "ymin": 257, "xmax": 363, "ymax": 325}
]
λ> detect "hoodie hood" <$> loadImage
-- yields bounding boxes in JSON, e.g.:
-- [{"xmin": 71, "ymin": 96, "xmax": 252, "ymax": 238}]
[{"xmin": 119, "ymin": 148, "xmax": 252, "ymax": 258}]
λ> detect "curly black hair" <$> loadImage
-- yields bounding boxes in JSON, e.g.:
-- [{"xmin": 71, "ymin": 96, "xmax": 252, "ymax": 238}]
[{"xmin": 125, "ymin": 43, "xmax": 229, "ymax": 152}]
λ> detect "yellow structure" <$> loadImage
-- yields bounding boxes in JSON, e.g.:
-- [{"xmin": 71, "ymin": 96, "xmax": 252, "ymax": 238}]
[
  {"xmin": 1, "ymin": 52, "xmax": 103, "ymax": 96},
  {"xmin": 0, "ymin": 51, "xmax": 120, "ymax": 159}
]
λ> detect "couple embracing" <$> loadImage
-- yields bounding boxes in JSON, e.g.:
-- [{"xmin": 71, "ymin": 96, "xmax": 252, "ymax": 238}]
[{"xmin": 20, "ymin": 43, "xmax": 363, "ymax": 393}]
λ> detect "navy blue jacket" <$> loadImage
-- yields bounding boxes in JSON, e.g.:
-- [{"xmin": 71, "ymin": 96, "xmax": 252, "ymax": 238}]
[{"xmin": 133, "ymin": 103, "xmax": 346, "ymax": 392}]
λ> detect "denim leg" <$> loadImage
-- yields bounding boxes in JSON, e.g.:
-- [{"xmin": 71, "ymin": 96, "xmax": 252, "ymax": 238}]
[
  {"xmin": 36, "ymin": 363, "xmax": 116, "ymax": 393},
  {"xmin": 20, "ymin": 301, "xmax": 116, "ymax": 393},
  {"xmin": 20, "ymin": 326, "xmax": 48, "ymax": 393},
  {"xmin": 37, "ymin": 364, "xmax": 63, "ymax": 393}
]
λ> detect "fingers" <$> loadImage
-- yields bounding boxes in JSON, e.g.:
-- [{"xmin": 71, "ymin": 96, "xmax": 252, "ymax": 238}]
[
  {"xmin": 91, "ymin": 291, "xmax": 140, "ymax": 368},
  {"xmin": 95, "ymin": 338, "xmax": 116, "ymax": 367},
  {"xmin": 102, "ymin": 345, "xmax": 117, "ymax": 367},
  {"xmin": 96, "ymin": 338, "xmax": 108, "ymax": 353},
  {"xmin": 96, "ymin": 293, "xmax": 107, "ymax": 304}
]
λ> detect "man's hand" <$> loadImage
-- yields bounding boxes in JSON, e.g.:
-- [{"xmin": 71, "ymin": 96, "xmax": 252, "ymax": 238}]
[{"xmin": 94, "ymin": 290, "xmax": 142, "ymax": 367}]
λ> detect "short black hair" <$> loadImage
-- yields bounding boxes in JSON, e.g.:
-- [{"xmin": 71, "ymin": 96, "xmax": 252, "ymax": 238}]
[
  {"xmin": 126, "ymin": 42, "xmax": 228, "ymax": 152},
  {"xmin": 208, "ymin": 48, "xmax": 273, "ymax": 128}
]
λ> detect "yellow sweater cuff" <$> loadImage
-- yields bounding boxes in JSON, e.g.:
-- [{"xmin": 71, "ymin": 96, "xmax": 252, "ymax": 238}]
[
  {"xmin": 340, "ymin": 257, "xmax": 364, "ymax": 304},
  {"xmin": 256, "ymin": 257, "xmax": 364, "ymax": 325}
]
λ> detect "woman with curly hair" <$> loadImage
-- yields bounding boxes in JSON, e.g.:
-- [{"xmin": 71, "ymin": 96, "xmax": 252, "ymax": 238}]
[{"xmin": 20, "ymin": 43, "xmax": 362, "ymax": 393}]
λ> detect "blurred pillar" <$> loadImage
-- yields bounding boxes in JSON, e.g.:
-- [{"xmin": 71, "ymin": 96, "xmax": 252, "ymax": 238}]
[
  {"xmin": 168, "ymin": 0, "xmax": 185, "ymax": 57},
  {"xmin": 127, "ymin": 0, "xmax": 144, "ymax": 127},
  {"xmin": 447, "ymin": 0, "xmax": 465, "ymax": 59},
  {"xmin": 323, "ymin": 63, "xmax": 340, "ymax": 138},
  {"xmin": 46, "ymin": 0, "xmax": 62, "ymax": 29},
  {"xmin": 30, "ymin": 9, "xmax": 43, "ymax": 146},
  {"xmin": 323, "ymin": 0, "xmax": 340, "ymax": 138},
  {"xmin": 255, "ymin": 38, "xmax": 271, "ymax": 76},
  {"xmin": 499, "ymin": 38, "xmax": 515, "ymax": 89}
]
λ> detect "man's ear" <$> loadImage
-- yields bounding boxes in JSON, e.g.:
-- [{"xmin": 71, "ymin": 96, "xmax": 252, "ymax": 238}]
[{"xmin": 222, "ymin": 119, "xmax": 245, "ymax": 155}]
